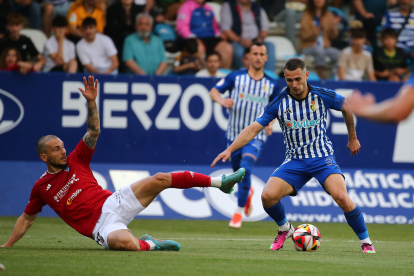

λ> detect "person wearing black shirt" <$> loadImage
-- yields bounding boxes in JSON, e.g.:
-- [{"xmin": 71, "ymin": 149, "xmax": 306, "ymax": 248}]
[
  {"xmin": 374, "ymin": 28, "xmax": 408, "ymax": 82},
  {"xmin": 105, "ymin": 0, "xmax": 145, "ymax": 73},
  {"xmin": 0, "ymin": 0, "xmax": 14, "ymax": 39},
  {"xmin": 0, "ymin": 13, "xmax": 45, "ymax": 71}
]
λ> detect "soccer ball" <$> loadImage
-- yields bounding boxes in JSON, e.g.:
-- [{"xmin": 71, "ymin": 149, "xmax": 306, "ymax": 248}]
[{"xmin": 292, "ymin": 224, "xmax": 321, "ymax": 251}]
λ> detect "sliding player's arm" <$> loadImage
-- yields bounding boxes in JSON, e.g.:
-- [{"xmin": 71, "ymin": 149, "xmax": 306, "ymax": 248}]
[
  {"xmin": 78, "ymin": 76, "xmax": 100, "ymax": 150},
  {"xmin": 0, "ymin": 213, "xmax": 37, "ymax": 247},
  {"xmin": 341, "ymin": 99, "xmax": 361, "ymax": 156},
  {"xmin": 211, "ymin": 121, "xmax": 264, "ymax": 167},
  {"xmin": 348, "ymin": 86, "xmax": 414, "ymax": 123}
]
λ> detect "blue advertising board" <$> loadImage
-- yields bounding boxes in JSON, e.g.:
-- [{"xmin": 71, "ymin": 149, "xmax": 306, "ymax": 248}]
[{"xmin": 0, "ymin": 72, "xmax": 413, "ymax": 224}]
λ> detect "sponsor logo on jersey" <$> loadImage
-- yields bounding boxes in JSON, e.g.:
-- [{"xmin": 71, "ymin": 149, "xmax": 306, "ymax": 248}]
[
  {"xmin": 239, "ymin": 93, "xmax": 267, "ymax": 104},
  {"xmin": 310, "ymin": 101, "xmax": 318, "ymax": 112},
  {"xmin": 285, "ymin": 119, "xmax": 321, "ymax": 130},
  {"xmin": 67, "ymin": 189, "xmax": 82, "ymax": 205},
  {"xmin": 54, "ymin": 174, "xmax": 79, "ymax": 202}
]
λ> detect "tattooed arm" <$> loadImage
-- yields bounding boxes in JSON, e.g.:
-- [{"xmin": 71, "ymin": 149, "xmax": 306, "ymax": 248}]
[
  {"xmin": 78, "ymin": 76, "xmax": 100, "ymax": 149},
  {"xmin": 341, "ymin": 100, "xmax": 361, "ymax": 156}
]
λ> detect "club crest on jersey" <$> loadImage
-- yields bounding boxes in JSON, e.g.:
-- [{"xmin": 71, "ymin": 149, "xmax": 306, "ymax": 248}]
[{"xmin": 310, "ymin": 101, "xmax": 317, "ymax": 112}]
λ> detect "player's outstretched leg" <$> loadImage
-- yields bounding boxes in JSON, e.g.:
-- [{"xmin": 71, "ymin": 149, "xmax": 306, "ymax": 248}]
[
  {"xmin": 261, "ymin": 177, "xmax": 296, "ymax": 250},
  {"xmin": 230, "ymin": 156, "xmax": 255, "ymax": 228},
  {"xmin": 140, "ymin": 234, "xmax": 181, "ymax": 251},
  {"xmin": 324, "ymin": 174, "xmax": 375, "ymax": 253}
]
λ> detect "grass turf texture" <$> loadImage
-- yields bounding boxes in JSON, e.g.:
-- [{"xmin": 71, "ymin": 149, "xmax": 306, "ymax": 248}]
[{"xmin": 0, "ymin": 217, "xmax": 413, "ymax": 276}]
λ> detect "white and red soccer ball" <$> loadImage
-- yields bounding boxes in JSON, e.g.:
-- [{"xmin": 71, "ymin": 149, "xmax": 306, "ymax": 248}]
[{"xmin": 292, "ymin": 224, "xmax": 322, "ymax": 251}]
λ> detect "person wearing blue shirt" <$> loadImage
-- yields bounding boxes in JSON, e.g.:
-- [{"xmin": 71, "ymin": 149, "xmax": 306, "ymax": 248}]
[
  {"xmin": 209, "ymin": 42, "xmax": 278, "ymax": 229},
  {"xmin": 212, "ymin": 58, "xmax": 376, "ymax": 254},
  {"xmin": 123, "ymin": 13, "xmax": 167, "ymax": 75}
]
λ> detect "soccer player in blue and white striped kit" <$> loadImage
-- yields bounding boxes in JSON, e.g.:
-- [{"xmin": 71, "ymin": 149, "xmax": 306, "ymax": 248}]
[
  {"xmin": 212, "ymin": 58, "xmax": 376, "ymax": 253},
  {"xmin": 209, "ymin": 42, "xmax": 278, "ymax": 228}
]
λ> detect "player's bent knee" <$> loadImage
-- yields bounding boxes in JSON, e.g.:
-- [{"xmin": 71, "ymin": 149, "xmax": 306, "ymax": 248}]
[
  {"xmin": 332, "ymin": 192, "xmax": 352, "ymax": 211},
  {"xmin": 152, "ymin": 173, "xmax": 171, "ymax": 187},
  {"xmin": 261, "ymin": 190, "xmax": 280, "ymax": 207}
]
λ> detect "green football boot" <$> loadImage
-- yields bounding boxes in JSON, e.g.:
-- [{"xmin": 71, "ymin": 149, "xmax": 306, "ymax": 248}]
[
  {"xmin": 220, "ymin": 168, "xmax": 246, "ymax": 194},
  {"xmin": 140, "ymin": 234, "xmax": 181, "ymax": 251}
]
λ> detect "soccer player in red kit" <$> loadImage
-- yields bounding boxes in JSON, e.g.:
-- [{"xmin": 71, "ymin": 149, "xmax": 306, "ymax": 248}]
[{"xmin": 0, "ymin": 76, "xmax": 246, "ymax": 252}]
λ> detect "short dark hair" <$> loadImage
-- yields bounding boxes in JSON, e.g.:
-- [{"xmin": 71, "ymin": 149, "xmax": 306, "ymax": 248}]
[
  {"xmin": 82, "ymin": 17, "xmax": 97, "ymax": 28},
  {"xmin": 7, "ymin": 13, "xmax": 23, "ymax": 26},
  {"xmin": 36, "ymin": 135, "xmax": 59, "ymax": 155},
  {"xmin": 284, "ymin": 58, "xmax": 306, "ymax": 72},
  {"xmin": 350, "ymin": 27, "xmax": 366, "ymax": 39},
  {"xmin": 205, "ymin": 51, "xmax": 221, "ymax": 61},
  {"xmin": 52, "ymin": 16, "xmax": 68, "ymax": 27},
  {"xmin": 381, "ymin": 28, "xmax": 398, "ymax": 40},
  {"xmin": 243, "ymin": 47, "xmax": 250, "ymax": 56},
  {"xmin": 183, "ymin": 38, "xmax": 198, "ymax": 54},
  {"xmin": 249, "ymin": 41, "xmax": 266, "ymax": 53}
]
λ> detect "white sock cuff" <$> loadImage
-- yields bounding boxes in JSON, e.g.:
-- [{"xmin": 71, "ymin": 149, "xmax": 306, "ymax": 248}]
[
  {"xmin": 146, "ymin": 240, "xmax": 156, "ymax": 250},
  {"xmin": 210, "ymin": 176, "xmax": 222, "ymax": 188}
]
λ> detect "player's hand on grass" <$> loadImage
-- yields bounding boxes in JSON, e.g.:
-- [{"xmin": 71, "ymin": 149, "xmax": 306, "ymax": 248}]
[
  {"xmin": 220, "ymin": 98, "xmax": 235, "ymax": 109},
  {"xmin": 211, "ymin": 149, "xmax": 232, "ymax": 168},
  {"xmin": 347, "ymin": 138, "xmax": 361, "ymax": 156},
  {"xmin": 79, "ymin": 76, "xmax": 98, "ymax": 102}
]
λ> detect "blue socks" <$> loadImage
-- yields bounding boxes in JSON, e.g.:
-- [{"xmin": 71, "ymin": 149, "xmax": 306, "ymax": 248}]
[
  {"xmin": 344, "ymin": 205, "xmax": 370, "ymax": 241},
  {"xmin": 264, "ymin": 201, "xmax": 287, "ymax": 226},
  {"xmin": 237, "ymin": 156, "xmax": 255, "ymax": 208}
]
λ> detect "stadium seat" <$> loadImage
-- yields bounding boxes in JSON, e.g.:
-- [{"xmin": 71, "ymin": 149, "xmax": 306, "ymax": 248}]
[
  {"xmin": 265, "ymin": 36, "xmax": 303, "ymax": 70},
  {"xmin": 307, "ymin": 71, "xmax": 320, "ymax": 81},
  {"xmin": 20, "ymin": 29, "xmax": 47, "ymax": 53},
  {"xmin": 208, "ymin": 2, "xmax": 222, "ymax": 24}
]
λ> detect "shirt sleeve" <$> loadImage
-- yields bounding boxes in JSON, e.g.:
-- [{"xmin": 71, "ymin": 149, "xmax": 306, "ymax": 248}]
[
  {"xmin": 67, "ymin": 139, "xmax": 96, "ymax": 165},
  {"xmin": 123, "ymin": 36, "xmax": 134, "ymax": 62},
  {"xmin": 68, "ymin": 41, "xmax": 76, "ymax": 60},
  {"xmin": 105, "ymin": 35, "xmax": 118, "ymax": 57},
  {"xmin": 24, "ymin": 186, "xmax": 46, "ymax": 215},
  {"xmin": 26, "ymin": 38, "xmax": 39, "ymax": 58},
  {"xmin": 76, "ymin": 42, "xmax": 91, "ymax": 65},
  {"xmin": 256, "ymin": 103, "xmax": 278, "ymax": 127},
  {"xmin": 176, "ymin": 2, "xmax": 195, "ymax": 39},
  {"xmin": 214, "ymin": 72, "xmax": 235, "ymax": 93},
  {"xmin": 220, "ymin": 2, "xmax": 232, "ymax": 31},
  {"xmin": 260, "ymin": 8, "xmax": 269, "ymax": 32},
  {"xmin": 320, "ymin": 90, "xmax": 345, "ymax": 111}
]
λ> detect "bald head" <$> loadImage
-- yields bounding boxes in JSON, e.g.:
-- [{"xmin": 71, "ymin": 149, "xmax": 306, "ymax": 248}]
[{"xmin": 36, "ymin": 135, "xmax": 59, "ymax": 155}]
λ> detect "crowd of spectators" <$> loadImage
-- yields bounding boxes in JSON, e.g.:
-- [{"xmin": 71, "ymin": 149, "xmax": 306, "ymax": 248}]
[{"xmin": 0, "ymin": 0, "xmax": 413, "ymax": 82}]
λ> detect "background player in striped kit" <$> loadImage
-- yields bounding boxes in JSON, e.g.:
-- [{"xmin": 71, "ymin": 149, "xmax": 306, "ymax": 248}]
[
  {"xmin": 209, "ymin": 42, "xmax": 278, "ymax": 228},
  {"xmin": 212, "ymin": 58, "xmax": 376, "ymax": 253}
]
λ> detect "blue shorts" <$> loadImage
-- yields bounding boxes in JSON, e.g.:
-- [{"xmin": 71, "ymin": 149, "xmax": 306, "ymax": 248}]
[
  {"xmin": 271, "ymin": 155, "xmax": 344, "ymax": 196},
  {"xmin": 228, "ymin": 139, "xmax": 264, "ymax": 169}
]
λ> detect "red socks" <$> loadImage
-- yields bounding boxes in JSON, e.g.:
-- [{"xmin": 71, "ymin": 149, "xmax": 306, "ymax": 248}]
[
  {"xmin": 171, "ymin": 171, "xmax": 211, "ymax": 189},
  {"xmin": 138, "ymin": 239, "xmax": 150, "ymax": 251}
]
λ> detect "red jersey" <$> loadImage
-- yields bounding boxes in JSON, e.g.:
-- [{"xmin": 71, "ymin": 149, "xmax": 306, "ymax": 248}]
[{"xmin": 24, "ymin": 140, "xmax": 112, "ymax": 238}]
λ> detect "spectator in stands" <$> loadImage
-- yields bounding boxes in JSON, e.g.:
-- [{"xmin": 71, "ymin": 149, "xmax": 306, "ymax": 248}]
[
  {"xmin": 274, "ymin": 0, "xmax": 308, "ymax": 46},
  {"xmin": 41, "ymin": 0, "xmax": 74, "ymax": 37},
  {"xmin": 105, "ymin": 0, "xmax": 145, "ymax": 73},
  {"xmin": 176, "ymin": 0, "xmax": 233, "ymax": 69},
  {"xmin": 0, "ymin": 0, "xmax": 14, "ymax": 39},
  {"xmin": 374, "ymin": 28, "xmax": 408, "ymax": 81},
  {"xmin": 299, "ymin": 0, "xmax": 340, "ymax": 79},
  {"xmin": 67, "ymin": 0, "xmax": 105, "ymax": 43},
  {"xmin": 0, "ymin": 13, "xmax": 45, "ymax": 71},
  {"xmin": 43, "ymin": 16, "xmax": 77, "ymax": 73},
  {"xmin": 156, "ymin": 0, "xmax": 184, "ymax": 21},
  {"xmin": 76, "ymin": 17, "xmax": 119, "ymax": 74},
  {"xmin": 241, "ymin": 47, "xmax": 278, "ymax": 79},
  {"xmin": 220, "ymin": 0, "xmax": 275, "ymax": 72},
  {"xmin": 11, "ymin": 0, "xmax": 42, "ymax": 30},
  {"xmin": 152, "ymin": 10, "xmax": 179, "ymax": 53},
  {"xmin": 353, "ymin": 0, "xmax": 387, "ymax": 48},
  {"xmin": 382, "ymin": 0, "xmax": 414, "ymax": 57},
  {"xmin": 196, "ymin": 51, "xmax": 227, "ymax": 77},
  {"xmin": 0, "ymin": 47, "xmax": 35, "ymax": 73},
  {"xmin": 338, "ymin": 26, "xmax": 376, "ymax": 81},
  {"xmin": 134, "ymin": 0, "xmax": 154, "ymax": 12},
  {"xmin": 123, "ymin": 13, "xmax": 167, "ymax": 75},
  {"xmin": 173, "ymin": 38, "xmax": 203, "ymax": 75}
]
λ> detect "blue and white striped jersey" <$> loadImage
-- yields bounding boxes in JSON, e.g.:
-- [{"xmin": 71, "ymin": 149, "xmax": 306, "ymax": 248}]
[
  {"xmin": 214, "ymin": 69, "xmax": 278, "ymax": 142},
  {"xmin": 256, "ymin": 85, "xmax": 345, "ymax": 159},
  {"xmin": 382, "ymin": 8, "xmax": 414, "ymax": 51}
]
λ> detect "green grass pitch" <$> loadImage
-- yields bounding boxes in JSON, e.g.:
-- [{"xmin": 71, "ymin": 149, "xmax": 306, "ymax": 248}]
[{"xmin": 0, "ymin": 217, "xmax": 413, "ymax": 276}]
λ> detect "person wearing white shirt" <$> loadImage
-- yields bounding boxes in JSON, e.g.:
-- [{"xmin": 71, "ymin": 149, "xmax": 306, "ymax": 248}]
[
  {"xmin": 196, "ymin": 52, "xmax": 228, "ymax": 78},
  {"xmin": 76, "ymin": 17, "xmax": 119, "ymax": 74},
  {"xmin": 43, "ymin": 16, "xmax": 77, "ymax": 73}
]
